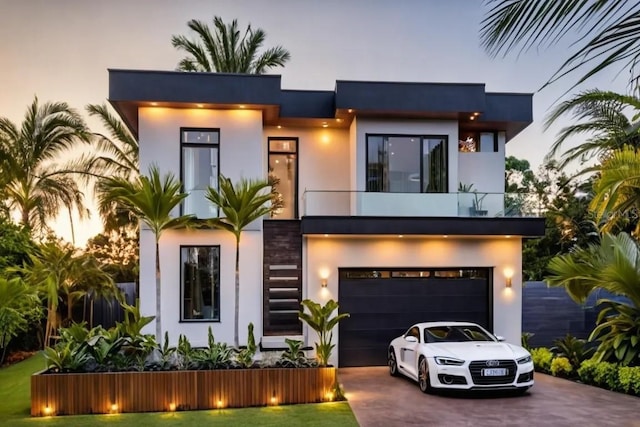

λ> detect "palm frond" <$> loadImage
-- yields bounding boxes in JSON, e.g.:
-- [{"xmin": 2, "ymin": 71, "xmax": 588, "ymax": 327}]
[{"xmin": 481, "ymin": 0, "xmax": 640, "ymax": 89}]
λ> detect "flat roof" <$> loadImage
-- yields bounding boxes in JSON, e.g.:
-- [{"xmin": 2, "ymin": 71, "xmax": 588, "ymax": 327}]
[{"xmin": 108, "ymin": 69, "xmax": 533, "ymax": 140}]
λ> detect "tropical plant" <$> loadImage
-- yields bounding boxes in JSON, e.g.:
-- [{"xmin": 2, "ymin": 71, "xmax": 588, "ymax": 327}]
[
  {"xmin": 171, "ymin": 16, "xmax": 290, "ymax": 73},
  {"xmin": 590, "ymin": 147, "xmax": 640, "ymax": 235},
  {"xmin": 19, "ymin": 240, "xmax": 118, "ymax": 346},
  {"xmin": 0, "ymin": 218, "xmax": 35, "ymax": 273},
  {"xmin": 84, "ymin": 103, "xmax": 139, "ymax": 231},
  {"xmin": 154, "ymin": 331, "xmax": 177, "ymax": 371},
  {"xmin": 193, "ymin": 327, "xmax": 234, "ymax": 370},
  {"xmin": 0, "ymin": 96, "xmax": 91, "ymax": 236},
  {"xmin": 205, "ymin": 175, "xmax": 274, "ymax": 347},
  {"xmin": 236, "ymin": 322, "xmax": 256, "ymax": 368},
  {"xmin": 276, "ymin": 338, "xmax": 316, "ymax": 368},
  {"xmin": 521, "ymin": 332, "xmax": 534, "ymax": 351},
  {"xmin": 298, "ymin": 299, "xmax": 350, "ymax": 366},
  {"xmin": 176, "ymin": 334, "xmax": 196, "ymax": 370},
  {"xmin": 0, "ymin": 276, "xmax": 42, "ymax": 364},
  {"xmin": 546, "ymin": 233, "xmax": 640, "ymax": 365},
  {"xmin": 551, "ymin": 334, "xmax": 596, "ymax": 370},
  {"xmin": 481, "ymin": 1, "xmax": 640, "ymax": 90},
  {"xmin": 43, "ymin": 341, "xmax": 91, "ymax": 373},
  {"xmin": 99, "ymin": 165, "xmax": 194, "ymax": 341}
]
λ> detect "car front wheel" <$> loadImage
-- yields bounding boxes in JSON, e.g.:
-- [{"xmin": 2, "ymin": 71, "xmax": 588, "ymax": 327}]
[
  {"xmin": 418, "ymin": 358, "xmax": 432, "ymax": 393},
  {"xmin": 388, "ymin": 348, "xmax": 398, "ymax": 377}
]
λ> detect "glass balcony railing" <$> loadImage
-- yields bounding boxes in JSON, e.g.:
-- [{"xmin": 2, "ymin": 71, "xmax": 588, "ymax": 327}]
[{"xmin": 302, "ymin": 191, "xmax": 544, "ymax": 218}]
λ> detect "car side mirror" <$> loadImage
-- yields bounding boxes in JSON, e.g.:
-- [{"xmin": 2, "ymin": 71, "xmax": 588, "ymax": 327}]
[
  {"xmin": 405, "ymin": 336, "xmax": 418, "ymax": 343},
  {"xmin": 495, "ymin": 335, "xmax": 506, "ymax": 342}
]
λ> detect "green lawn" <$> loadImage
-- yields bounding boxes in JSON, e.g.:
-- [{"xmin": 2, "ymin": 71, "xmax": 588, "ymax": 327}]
[{"xmin": 0, "ymin": 354, "xmax": 358, "ymax": 426}]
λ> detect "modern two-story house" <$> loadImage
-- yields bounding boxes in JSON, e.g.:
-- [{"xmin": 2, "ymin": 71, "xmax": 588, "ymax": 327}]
[{"xmin": 109, "ymin": 70, "xmax": 544, "ymax": 366}]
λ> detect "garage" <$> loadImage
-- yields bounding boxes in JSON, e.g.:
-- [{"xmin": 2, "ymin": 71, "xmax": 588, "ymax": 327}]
[{"xmin": 338, "ymin": 267, "xmax": 492, "ymax": 367}]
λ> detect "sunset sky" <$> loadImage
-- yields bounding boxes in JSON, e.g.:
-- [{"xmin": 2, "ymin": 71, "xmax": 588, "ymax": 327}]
[{"xmin": 0, "ymin": 0, "xmax": 629, "ymax": 245}]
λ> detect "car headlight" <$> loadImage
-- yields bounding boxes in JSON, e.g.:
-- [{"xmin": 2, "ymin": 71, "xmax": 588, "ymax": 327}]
[
  {"xmin": 517, "ymin": 355, "xmax": 532, "ymax": 364},
  {"xmin": 434, "ymin": 356, "xmax": 465, "ymax": 366}
]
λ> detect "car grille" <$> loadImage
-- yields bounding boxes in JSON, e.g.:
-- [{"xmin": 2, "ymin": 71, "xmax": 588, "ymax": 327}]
[{"xmin": 469, "ymin": 360, "xmax": 517, "ymax": 385}]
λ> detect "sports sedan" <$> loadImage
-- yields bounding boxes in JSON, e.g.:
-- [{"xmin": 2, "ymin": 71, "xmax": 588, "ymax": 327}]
[{"xmin": 388, "ymin": 322, "xmax": 534, "ymax": 393}]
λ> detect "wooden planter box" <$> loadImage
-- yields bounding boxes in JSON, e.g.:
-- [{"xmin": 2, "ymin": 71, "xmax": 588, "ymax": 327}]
[{"xmin": 31, "ymin": 367, "xmax": 337, "ymax": 416}]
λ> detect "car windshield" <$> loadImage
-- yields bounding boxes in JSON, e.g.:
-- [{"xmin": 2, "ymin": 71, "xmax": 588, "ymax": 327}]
[{"xmin": 424, "ymin": 325, "xmax": 495, "ymax": 343}]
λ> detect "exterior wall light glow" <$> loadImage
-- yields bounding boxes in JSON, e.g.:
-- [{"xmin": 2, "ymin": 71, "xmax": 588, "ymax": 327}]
[
  {"xmin": 505, "ymin": 277, "xmax": 512, "ymax": 288},
  {"xmin": 321, "ymin": 278, "xmax": 328, "ymax": 288},
  {"xmin": 504, "ymin": 267, "xmax": 514, "ymax": 288}
]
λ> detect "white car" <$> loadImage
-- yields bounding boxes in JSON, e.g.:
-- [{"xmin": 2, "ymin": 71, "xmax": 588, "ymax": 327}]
[{"xmin": 388, "ymin": 322, "xmax": 534, "ymax": 393}]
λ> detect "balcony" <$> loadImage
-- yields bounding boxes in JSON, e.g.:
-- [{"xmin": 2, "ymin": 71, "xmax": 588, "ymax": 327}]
[{"xmin": 302, "ymin": 191, "xmax": 543, "ymax": 218}]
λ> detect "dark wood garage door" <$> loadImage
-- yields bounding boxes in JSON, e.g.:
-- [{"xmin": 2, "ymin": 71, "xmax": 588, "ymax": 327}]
[{"xmin": 338, "ymin": 268, "xmax": 492, "ymax": 367}]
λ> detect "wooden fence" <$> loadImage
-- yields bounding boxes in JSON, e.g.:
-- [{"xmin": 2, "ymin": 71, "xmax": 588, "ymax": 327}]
[{"xmin": 31, "ymin": 367, "xmax": 337, "ymax": 416}]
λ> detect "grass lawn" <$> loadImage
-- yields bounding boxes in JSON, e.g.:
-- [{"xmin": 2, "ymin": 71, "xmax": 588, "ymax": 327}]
[{"xmin": 0, "ymin": 354, "xmax": 359, "ymax": 426}]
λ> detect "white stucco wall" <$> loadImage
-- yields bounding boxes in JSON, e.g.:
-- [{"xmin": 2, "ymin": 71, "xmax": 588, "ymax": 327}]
[
  {"xmin": 263, "ymin": 126, "xmax": 350, "ymax": 216},
  {"xmin": 458, "ymin": 131, "xmax": 506, "ymax": 193},
  {"xmin": 137, "ymin": 107, "xmax": 265, "ymax": 345},
  {"xmin": 304, "ymin": 236, "xmax": 523, "ymax": 366}
]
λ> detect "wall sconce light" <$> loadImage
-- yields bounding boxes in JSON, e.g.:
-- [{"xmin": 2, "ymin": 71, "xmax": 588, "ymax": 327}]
[
  {"xmin": 505, "ymin": 277, "xmax": 512, "ymax": 288},
  {"xmin": 321, "ymin": 278, "xmax": 328, "ymax": 288},
  {"xmin": 504, "ymin": 267, "xmax": 514, "ymax": 288}
]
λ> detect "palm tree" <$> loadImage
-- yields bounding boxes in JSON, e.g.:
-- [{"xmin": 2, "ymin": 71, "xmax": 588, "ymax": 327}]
[
  {"xmin": 19, "ymin": 240, "xmax": 117, "ymax": 346},
  {"xmin": 481, "ymin": 1, "xmax": 640, "ymax": 90},
  {"xmin": 83, "ymin": 103, "xmax": 139, "ymax": 232},
  {"xmin": 544, "ymin": 90, "xmax": 640, "ymax": 169},
  {"xmin": 171, "ymin": 16, "xmax": 291, "ymax": 73},
  {"xmin": 205, "ymin": 176, "xmax": 274, "ymax": 347},
  {"xmin": 99, "ymin": 165, "xmax": 194, "ymax": 341},
  {"xmin": 546, "ymin": 233, "xmax": 640, "ymax": 364},
  {"xmin": 589, "ymin": 146, "xmax": 640, "ymax": 235},
  {"xmin": 0, "ymin": 96, "xmax": 90, "ymax": 235}
]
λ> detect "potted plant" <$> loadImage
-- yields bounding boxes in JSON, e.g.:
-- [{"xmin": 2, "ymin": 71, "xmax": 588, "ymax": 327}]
[{"xmin": 459, "ymin": 183, "xmax": 488, "ymax": 216}]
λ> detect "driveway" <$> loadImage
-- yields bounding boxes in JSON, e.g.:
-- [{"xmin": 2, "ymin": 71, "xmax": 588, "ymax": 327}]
[{"xmin": 339, "ymin": 367, "xmax": 640, "ymax": 427}]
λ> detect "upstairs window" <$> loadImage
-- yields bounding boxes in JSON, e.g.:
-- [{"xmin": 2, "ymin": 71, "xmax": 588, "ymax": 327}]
[
  {"xmin": 181, "ymin": 128, "xmax": 219, "ymax": 218},
  {"xmin": 366, "ymin": 135, "xmax": 448, "ymax": 193},
  {"xmin": 458, "ymin": 132, "xmax": 498, "ymax": 153}
]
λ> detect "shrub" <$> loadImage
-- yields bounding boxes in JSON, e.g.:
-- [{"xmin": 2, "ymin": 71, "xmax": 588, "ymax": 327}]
[
  {"xmin": 578, "ymin": 359, "xmax": 599, "ymax": 384},
  {"xmin": 593, "ymin": 361, "xmax": 619, "ymax": 390},
  {"xmin": 618, "ymin": 366, "xmax": 640, "ymax": 395},
  {"xmin": 550, "ymin": 357, "xmax": 573, "ymax": 377},
  {"xmin": 521, "ymin": 332, "xmax": 534, "ymax": 351},
  {"xmin": 531, "ymin": 347, "xmax": 553, "ymax": 372}
]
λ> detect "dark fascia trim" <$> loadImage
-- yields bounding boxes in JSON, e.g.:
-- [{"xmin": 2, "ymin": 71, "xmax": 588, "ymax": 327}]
[
  {"xmin": 335, "ymin": 80, "xmax": 487, "ymax": 113},
  {"xmin": 300, "ymin": 216, "xmax": 545, "ymax": 237}
]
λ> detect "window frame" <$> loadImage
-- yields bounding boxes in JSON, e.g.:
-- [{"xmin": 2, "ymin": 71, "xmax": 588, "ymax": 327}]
[
  {"xmin": 179, "ymin": 244, "xmax": 221, "ymax": 323},
  {"xmin": 365, "ymin": 133, "xmax": 449, "ymax": 193},
  {"xmin": 179, "ymin": 127, "xmax": 221, "ymax": 217},
  {"xmin": 267, "ymin": 136, "xmax": 299, "ymax": 219}
]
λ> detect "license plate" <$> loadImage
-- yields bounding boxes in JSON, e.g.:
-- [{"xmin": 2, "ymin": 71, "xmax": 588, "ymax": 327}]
[{"xmin": 483, "ymin": 368, "xmax": 507, "ymax": 376}]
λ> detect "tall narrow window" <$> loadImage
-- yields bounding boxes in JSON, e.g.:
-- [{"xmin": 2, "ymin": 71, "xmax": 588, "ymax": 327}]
[
  {"xmin": 181, "ymin": 128, "xmax": 219, "ymax": 218},
  {"xmin": 268, "ymin": 138, "xmax": 298, "ymax": 219},
  {"xmin": 181, "ymin": 246, "xmax": 220, "ymax": 321},
  {"xmin": 366, "ymin": 135, "xmax": 447, "ymax": 193}
]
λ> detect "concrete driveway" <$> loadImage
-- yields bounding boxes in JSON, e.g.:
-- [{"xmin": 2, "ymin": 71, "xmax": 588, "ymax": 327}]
[{"xmin": 339, "ymin": 367, "xmax": 640, "ymax": 427}]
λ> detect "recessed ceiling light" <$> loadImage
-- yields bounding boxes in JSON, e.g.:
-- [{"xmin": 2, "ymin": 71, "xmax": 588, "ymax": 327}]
[
  {"xmin": 443, "ymin": 235, "xmax": 448, "ymax": 238},
  {"xmin": 277, "ymin": 125, "xmax": 282, "ymax": 129},
  {"xmin": 469, "ymin": 115, "xmax": 475, "ymax": 120},
  {"xmin": 474, "ymin": 112, "xmax": 480, "ymax": 116},
  {"xmin": 150, "ymin": 102, "xmax": 158, "ymax": 106},
  {"xmin": 336, "ymin": 118, "xmax": 343, "ymax": 123},
  {"xmin": 324, "ymin": 234, "xmax": 329, "ymax": 237},
  {"xmin": 239, "ymin": 105, "xmax": 246, "ymax": 109},
  {"xmin": 398, "ymin": 235, "xmax": 403, "ymax": 238},
  {"xmin": 322, "ymin": 123, "xmax": 328, "ymax": 128},
  {"xmin": 505, "ymin": 235, "xmax": 511, "ymax": 238},
  {"xmin": 196, "ymin": 104, "xmax": 204, "ymax": 108},
  {"xmin": 348, "ymin": 109, "xmax": 353, "ymax": 113}
]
